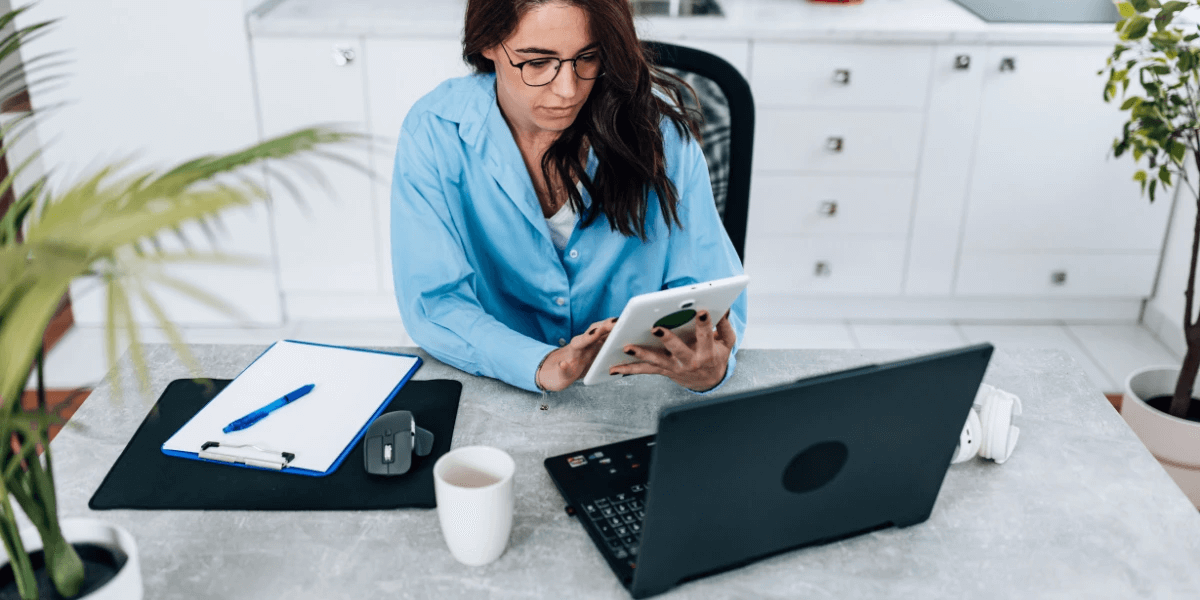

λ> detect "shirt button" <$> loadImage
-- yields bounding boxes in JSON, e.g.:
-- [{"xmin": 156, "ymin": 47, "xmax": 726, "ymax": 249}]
[
  {"xmin": 556, "ymin": 297, "xmax": 566, "ymax": 306},
  {"xmin": 559, "ymin": 338, "xmax": 567, "ymax": 346},
  {"xmin": 568, "ymin": 249, "xmax": 579, "ymax": 259}
]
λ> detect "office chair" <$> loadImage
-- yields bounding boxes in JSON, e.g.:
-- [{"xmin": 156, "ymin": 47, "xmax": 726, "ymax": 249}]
[{"xmin": 644, "ymin": 41, "xmax": 755, "ymax": 263}]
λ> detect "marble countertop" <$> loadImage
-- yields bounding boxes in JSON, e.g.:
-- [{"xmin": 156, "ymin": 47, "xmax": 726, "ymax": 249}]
[
  {"xmin": 247, "ymin": 0, "xmax": 1124, "ymax": 44},
  {"xmin": 39, "ymin": 344, "xmax": 1200, "ymax": 598}
]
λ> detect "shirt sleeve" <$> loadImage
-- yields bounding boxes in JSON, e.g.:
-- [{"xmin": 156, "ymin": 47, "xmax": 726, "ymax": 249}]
[
  {"xmin": 391, "ymin": 116, "xmax": 556, "ymax": 392},
  {"xmin": 660, "ymin": 122, "xmax": 749, "ymax": 395}
]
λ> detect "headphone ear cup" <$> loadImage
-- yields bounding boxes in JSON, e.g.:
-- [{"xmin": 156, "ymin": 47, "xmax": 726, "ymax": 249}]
[
  {"xmin": 952, "ymin": 408, "xmax": 982, "ymax": 464},
  {"xmin": 979, "ymin": 391, "xmax": 1019, "ymax": 463}
]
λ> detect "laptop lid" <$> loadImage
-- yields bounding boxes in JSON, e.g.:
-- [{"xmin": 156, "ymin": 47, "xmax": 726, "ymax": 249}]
[{"xmin": 630, "ymin": 344, "xmax": 994, "ymax": 598}]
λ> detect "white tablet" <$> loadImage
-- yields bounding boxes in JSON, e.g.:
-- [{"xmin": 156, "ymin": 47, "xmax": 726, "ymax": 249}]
[{"xmin": 582, "ymin": 274, "xmax": 749, "ymax": 386}]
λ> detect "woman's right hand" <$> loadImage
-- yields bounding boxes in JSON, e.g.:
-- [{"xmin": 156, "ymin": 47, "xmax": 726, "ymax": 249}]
[{"xmin": 536, "ymin": 318, "xmax": 618, "ymax": 392}]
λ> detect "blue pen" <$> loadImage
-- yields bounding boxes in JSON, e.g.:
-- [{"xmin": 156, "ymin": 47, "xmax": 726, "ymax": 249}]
[{"xmin": 222, "ymin": 384, "xmax": 315, "ymax": 433}]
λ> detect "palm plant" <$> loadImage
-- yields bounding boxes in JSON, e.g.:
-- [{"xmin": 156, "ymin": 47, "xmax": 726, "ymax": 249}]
[{"xmin": 0, "ymin": 6, "xmax": 360, "ymax": 598}]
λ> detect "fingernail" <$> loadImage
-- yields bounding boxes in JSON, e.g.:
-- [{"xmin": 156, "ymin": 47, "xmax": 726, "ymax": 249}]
[
  {"xmin": 625, "ymin": 349, "xmax": 635, "ymax": 355},
  {"xmin": 653, "ymin": 329, "xmax": 664, "ymax": 337},
  {"xmin": 699, "ymin": 313, "xmax": 708, "ymax": 322},
  {"xmin": 589, "ymin": 328, "xmax": 596, "ymax": 335}
]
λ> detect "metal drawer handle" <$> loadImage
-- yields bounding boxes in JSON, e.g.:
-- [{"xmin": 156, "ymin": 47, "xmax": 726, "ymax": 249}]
[
  {"xmin": 814, "ymin": 261, "xmax": 832, "ymax": 277},
  {"xmin": 954, "ymin": 54, "xmax": 971, "ymax": 70},
  {"xmin": 826, "ymin": 137, "xmax": 844, "ymax": 152},
  {"xmin": 1050, "ymin": 270, "xmax": 1067, "ymax": 286},
  {"xmin": 999, "ymin": 57, "xmax": 1016, "ymax": 72},
  {"xmin": 819, "ymin": 200, "xmax": 838, "ymax": 216},
  {"xmin": 332, "ymin": 45, "xmax": 356, "ymax": 67},
  {"xmin": 832, "ymin": 69, "xmax": 851, "ymax": 85}
]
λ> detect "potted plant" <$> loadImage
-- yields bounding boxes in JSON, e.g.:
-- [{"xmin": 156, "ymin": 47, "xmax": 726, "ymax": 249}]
[
  {"xmin": 0, "ymin": 6, "xmax": 358, "ymax": 598},
  {"xmin": 1105, "ymin": 0, "xmax": 1200, "ymax": 507}
]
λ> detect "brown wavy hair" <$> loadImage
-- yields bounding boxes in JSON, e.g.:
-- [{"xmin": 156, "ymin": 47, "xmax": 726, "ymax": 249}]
[{"xmin": 463, "ymin": 0, "xmax": 701, "ymax": 239}]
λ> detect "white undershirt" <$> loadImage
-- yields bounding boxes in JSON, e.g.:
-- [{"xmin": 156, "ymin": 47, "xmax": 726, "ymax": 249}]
[{"xmin": 546, "ymin": 181, "xmax": 582, "ymax": 252}]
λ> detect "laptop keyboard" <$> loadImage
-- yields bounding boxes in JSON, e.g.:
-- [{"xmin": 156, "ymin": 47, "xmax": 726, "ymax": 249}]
[{"xmin": 581, "ymin": 483, "xmax": 648, "ymax": 564}]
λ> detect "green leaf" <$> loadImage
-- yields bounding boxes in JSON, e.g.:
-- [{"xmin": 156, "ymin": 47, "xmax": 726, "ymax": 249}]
[
  {"xmin": 1179, "ymin": 51, "xmax": 1195, "ymax": 72},
  {"xmin": 1123, "ymin": 15, "xmax": 1153, "ymax": 40},
  {"xmin": 1160, "ymin": 164, "xmax": 1173, "ymax": 186},
  {"xmin": 1134, "ymin": 170, "xmax": 1148, "ymax": 182},
  {"xmin": 1169, "ymin": 140, "xmax": 1187, "ymax": 162},
  {"xmin": 1118, "ymin": 2, "xmax": 1137, "ymax": 17},
  {"xmin": 1131, "ymin": 0, "xmax": 1152, "ymax": 12},
  {"xmin": 1150, "ymin": 178, "xmax": 1158, "ymax": 202},
  {"xmin": 1121, "ymin": 96, "xmax": 1142, "ymax": 110},
  {"xmin": 1150, "ymin": 65, "xmax": 1172, "ymax": 75}
]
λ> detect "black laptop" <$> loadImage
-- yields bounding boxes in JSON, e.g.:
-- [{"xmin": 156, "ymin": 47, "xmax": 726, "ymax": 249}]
[{"xmin": 544, "ymin": 344, "xmax": 994, "ymax": 598}]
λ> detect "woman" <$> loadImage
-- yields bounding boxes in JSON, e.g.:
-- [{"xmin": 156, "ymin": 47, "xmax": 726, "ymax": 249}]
[{"xmin": 390, "ymin": 0, "xmax": 747, "ymax": 393}]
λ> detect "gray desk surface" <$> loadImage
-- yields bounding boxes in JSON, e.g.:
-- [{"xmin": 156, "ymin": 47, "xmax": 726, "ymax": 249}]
[{"xmin": 46, "ymin": 345, "xmax": 1200, "ymax": 599}]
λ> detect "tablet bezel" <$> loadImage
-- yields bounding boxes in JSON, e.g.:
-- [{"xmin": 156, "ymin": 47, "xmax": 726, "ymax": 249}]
[{"xmin": 581, "ymin": 274, "xmax": 749, "ymax": 386}]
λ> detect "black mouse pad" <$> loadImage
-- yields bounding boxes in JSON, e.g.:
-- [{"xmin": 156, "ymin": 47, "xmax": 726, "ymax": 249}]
[{"xmin": 88, "ymin": 378, "xmax": 462, "ymax": 510}]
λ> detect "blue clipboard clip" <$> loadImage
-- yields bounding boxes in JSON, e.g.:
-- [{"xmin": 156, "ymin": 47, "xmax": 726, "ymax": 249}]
[{"xmin": 199, "ymin": 441, "xmax": 296, "ymax": 471}]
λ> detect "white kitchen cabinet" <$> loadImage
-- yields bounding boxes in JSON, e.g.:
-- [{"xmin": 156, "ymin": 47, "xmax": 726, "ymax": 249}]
[
  {"xmin": 745, "ymin": 237, "xmax": 908, "ymax": 295},
  {"xmin": 959, "ymin": 45, "xmax": 1171, "ymax": 254},
  {"xmin": 953, "ymin": 45, "xmax": 1171, "ymax": 299},
  {"xmin": 365, "ymin": 39, "xmax": 472, "ymax": 294},
  {"xmin": 955, "ymin": 253, "xmax": 1159, "ymax": 297},
  {"xmin": 754, "ymin": 108, "xmax": 925, "ymax": 173},
  {"xmin": 253, "ymin": 36, "xmax": 380, "ymax": 295},
  {"xmin": 747, "ymin": 174, "xmax": 916, "ymax": 236},
  {"xmin": 752, "ymin": 42, "xmax": 933, "ymax": 109},
  {"xmin": 905, "ymin": 44, "xmax": 986, "ymax": 296},
  {"xmin": 247, "ymin": 14, "xmax": 1171, "ymax": 321}
]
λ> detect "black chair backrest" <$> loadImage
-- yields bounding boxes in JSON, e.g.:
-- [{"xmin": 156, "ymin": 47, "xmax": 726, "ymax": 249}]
[{"xmin": 644, "ymin": 41, "xmax": 755, "ymax": 264}]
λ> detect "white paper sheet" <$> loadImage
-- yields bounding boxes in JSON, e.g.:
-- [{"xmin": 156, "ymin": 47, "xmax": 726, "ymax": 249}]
[{"xmin": 162, "ymin": 340, "xmax": 420, "ymax": 473}]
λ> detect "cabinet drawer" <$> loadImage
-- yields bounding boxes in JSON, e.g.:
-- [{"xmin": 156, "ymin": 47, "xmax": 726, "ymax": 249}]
[
  {"xmin": 748, "ymin": 174, "xmax": 915, "ymax": 236},
  {"xmin": 955, "ymin": 253, "xmax": 1158, "ymax": 297},
  {"xmin": 754, "ymin": 109, "xmax": 923, "ymax": 173},
  {"xmin": 745, "ymin": 238, "xmax": 907, "ymax": 295},
  {"xmin": 752, "ymin": 42, "xmax": 933, "ymax": 109}
]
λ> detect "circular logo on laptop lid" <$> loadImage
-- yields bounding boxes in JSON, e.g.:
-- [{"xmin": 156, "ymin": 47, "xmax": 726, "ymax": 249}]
[{"xmin": 782, "ymin": 441, "xmax": 849, "ymax": 494}]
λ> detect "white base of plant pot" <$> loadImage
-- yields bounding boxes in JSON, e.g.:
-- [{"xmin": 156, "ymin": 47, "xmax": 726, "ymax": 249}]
[
  {"xmin": 1122, "ymin": 365, "xmax": 1200, "ymax": 509},
  {"xmin": 5, "ymin": 518, "xmax": 142, "ymax": 600}
]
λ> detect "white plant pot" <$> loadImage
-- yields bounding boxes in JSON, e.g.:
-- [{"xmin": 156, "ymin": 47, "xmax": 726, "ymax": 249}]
[
  {"xmin": 2, "ymin": 518, "xmax": 142, "ymax": 600},
  {"xmin": 1122, "ymin": 365, "xmax": 1200, "ymax": 509}
]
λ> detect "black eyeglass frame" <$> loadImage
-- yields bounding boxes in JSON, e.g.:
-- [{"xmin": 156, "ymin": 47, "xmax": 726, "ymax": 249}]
[{"xmin": 499, "ymin": 43, "xmax": 605, "ymax": 87}]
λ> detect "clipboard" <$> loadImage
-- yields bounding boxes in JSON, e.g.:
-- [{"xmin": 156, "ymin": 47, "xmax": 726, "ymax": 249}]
[{"xmin": 161, "ymin": 340, "xmax": 422, "ymax": 476}]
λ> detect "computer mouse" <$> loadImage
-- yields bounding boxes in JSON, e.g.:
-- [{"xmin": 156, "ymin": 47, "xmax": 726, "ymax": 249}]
[{"xmin": 363, "ymin": 410, "xmax": 434, "ymax": 476}]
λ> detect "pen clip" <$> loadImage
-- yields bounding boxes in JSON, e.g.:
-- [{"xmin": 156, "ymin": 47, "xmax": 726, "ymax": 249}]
[{"xmin": 200, "ymin": 441, "xmax": 295, "ymax": 470}]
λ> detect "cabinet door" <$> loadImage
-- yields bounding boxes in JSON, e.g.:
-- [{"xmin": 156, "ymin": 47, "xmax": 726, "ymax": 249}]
[
  {"xmin": 960, "ymin": 45, "xmax": 1170, "ymax": 253},
  {"xmin": 253, "ymin": 37, "xmax": 379, "ymax": 294},
  {"xmin": 365, "ymin": 39, "xmax": 471, "ymax": 294}
]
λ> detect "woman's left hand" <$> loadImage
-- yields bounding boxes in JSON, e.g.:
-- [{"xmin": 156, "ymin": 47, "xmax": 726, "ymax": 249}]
[{"xmin": 609, "ymin": 310, "xmax": 736, "ymax": 392}]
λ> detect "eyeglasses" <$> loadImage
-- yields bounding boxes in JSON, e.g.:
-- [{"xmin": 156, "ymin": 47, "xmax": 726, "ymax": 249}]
[{"xmin": 499, "ymin": 43, "xmax": 604, "ymax": 87}]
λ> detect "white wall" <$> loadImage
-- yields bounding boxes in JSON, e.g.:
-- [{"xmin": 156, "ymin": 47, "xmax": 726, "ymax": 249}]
[{"xmin": 12, "ymin": 0, "xmax": 285, "ymax": 326}]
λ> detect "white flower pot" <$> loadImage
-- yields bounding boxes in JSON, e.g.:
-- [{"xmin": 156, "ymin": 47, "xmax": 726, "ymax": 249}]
[
  {"xmin": 2, "ymin": 518, "xmax": 142, "ymax": 600},
  {"xmin": 1122, "ymin": 365, "xmax": 1200, "ymax": 509}
]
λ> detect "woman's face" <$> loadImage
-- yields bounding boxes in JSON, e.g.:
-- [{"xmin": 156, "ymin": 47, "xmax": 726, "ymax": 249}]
[{"xmin": 482, "ymin": 2, "xmax": 597, "ymax": 137}]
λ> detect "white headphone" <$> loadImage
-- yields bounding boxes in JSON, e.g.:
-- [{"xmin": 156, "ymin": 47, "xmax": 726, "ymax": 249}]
[{"xmin": 951, "ymin": 383, "xmax": 1022, "ymax": 465}]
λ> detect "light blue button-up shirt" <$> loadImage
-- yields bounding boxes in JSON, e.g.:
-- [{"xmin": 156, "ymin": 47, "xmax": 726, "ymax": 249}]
[{"xmin": 390, "ymin": 73, "xmax": 747, "ymax": 392}]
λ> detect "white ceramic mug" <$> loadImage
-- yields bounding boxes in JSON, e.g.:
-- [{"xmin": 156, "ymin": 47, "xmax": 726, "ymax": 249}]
[{"xmin": 433, "ymin": 445, "xmax": 516, "ymax": 566}]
